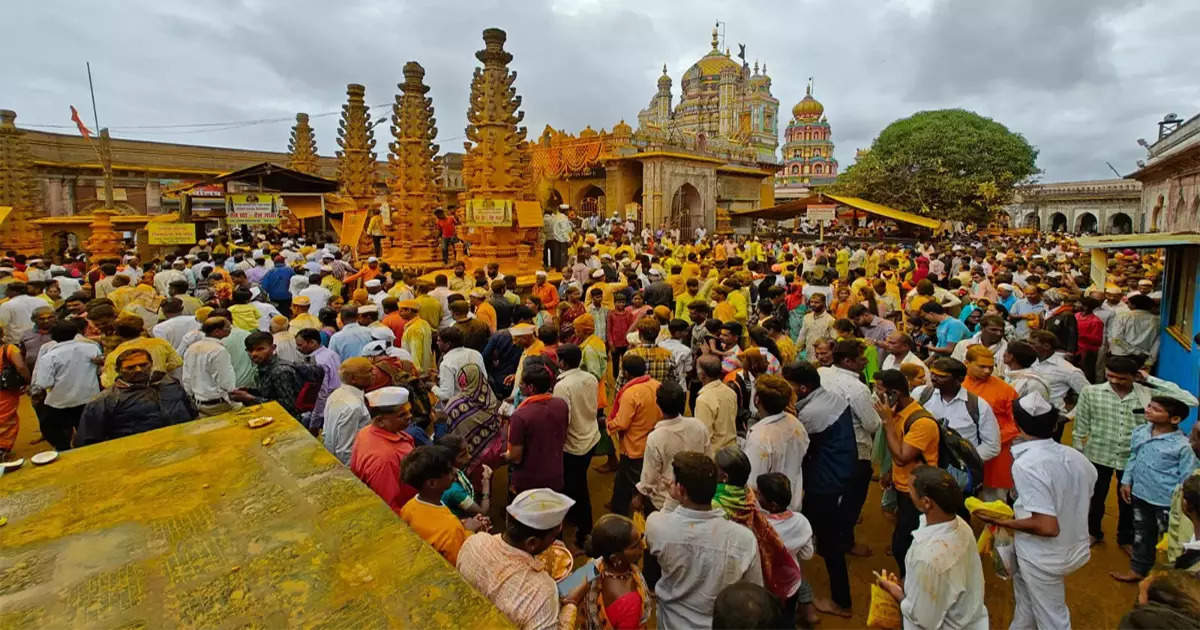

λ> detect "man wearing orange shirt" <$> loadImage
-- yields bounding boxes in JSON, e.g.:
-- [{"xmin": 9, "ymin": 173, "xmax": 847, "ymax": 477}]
[
  {"xmin": 380, "ymin": 297, "xmax": 408, "ymax": 341},
  {"xmin": 470, "ymin": 288, "xmax": 497, "ymax": 333},
  {"xmin": 962, "ymin": 345, "xmax": 1019, "ymax": 502},
  {"xmin": 531, "ymin": 270, "xmax": 559, "ymax": 310},
  {"xmin": 343, "ymin": 257, "xmax": 381, "ymax": 290},
  {"xmin": 349, "ymin": 386, "xmax": 418, "ymax": 515},
  {"xmin": 606, "ymin": 353, "xmax": 662, "ymax": 516}
]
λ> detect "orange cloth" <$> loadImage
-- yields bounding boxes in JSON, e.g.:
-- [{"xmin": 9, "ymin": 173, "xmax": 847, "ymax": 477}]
[
  {"xmin": 965, "ymin": 374, "xmax": 1019, "ymax": 490},
  {"xmin": 475, "ymin": 300, "xmax": 497, "ymax": 333},
  {"xmin": 0, "ymin": 345, "xmax": 20, "ymax": 449},
  {"xmin": 399, "ymin": 497, "xmax": 470, "ymax": 565},
  {"xmin": 344, "ymin": 265, "xmax": 381, "ymax": 288},
  {"xmin": 606, "ymin": 376, "xmax": 661, "ymax": 459},
  {"xmin": 891, "ymin": 401, "xmax": 939, "ymax": 492},
  {"xmin": 382, "ymin": 312, "xmax": 409, "ymax": 341},
  {"xmin": 532, "ymin": 281, "xmax": 559, "ymax": 310}
]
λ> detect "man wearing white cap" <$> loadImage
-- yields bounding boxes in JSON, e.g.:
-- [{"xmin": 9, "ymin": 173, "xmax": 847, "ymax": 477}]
[
  {"xmin": 349, "ymin": 386, "xmax": 418, "ymax": 514},
  {"xmin": 364, "ymin": 278, "xmax": 386, "ymax": 308},
  {"xmin": 457, "ymin": 487, "xmax": 580, "ymax": 629},
  {"xmin": 329, "ymin": 305, "xmax": 374, "ymax": 360},
  {"xmin": 977, "ymin": 392, "xmax": 1096, "ymax": 630}
]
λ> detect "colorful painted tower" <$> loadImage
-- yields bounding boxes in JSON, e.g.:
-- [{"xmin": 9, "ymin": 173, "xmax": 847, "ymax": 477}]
[{"xmin": 775, "ymin": 79, "xmax": 838, "ymax": 195}]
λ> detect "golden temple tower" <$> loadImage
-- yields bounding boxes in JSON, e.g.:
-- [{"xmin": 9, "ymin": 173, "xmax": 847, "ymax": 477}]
[
  {"xmin": 287, "ymin": 113, "xmax": 319, "ymax": 175},
  {"xmin": 461, "ymin": 28, "xmax": 539, "ymax": 274},
  {"xmin": 383, "ymin": 62, "xmax": 442, "ymax": 267},
  {"xmin": 0, "ymin": 110, "xmax": 44, "ymax": 254},
  {"xmin": 333, "ymin": 84, "xmax": 378, "ymax": 253},
  {"xmin": 335, "ymin": 84, "xmax": 377, "ymax": 199}
]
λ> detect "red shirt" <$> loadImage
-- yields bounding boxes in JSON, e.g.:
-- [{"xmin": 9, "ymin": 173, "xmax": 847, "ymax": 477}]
[
  {"xmin": 607, "ymin": 308, "xmax": 636, "ymax": 349},
  {"xmin": 349, "ymin": 424, "xmax": 417, "ymax": 514},
  {"xmin": 437, "ymin": 216, "xmax": 457, "ymax": 238},
  {"xmin": 1076, "ymin": 312, "xmax": 1104, "ymax": 354}
]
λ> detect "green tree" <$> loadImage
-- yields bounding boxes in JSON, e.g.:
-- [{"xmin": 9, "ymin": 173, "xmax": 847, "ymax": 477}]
[{"xmin": 831, "ymin": 109, "xmax": 1039, "ymax": 224}]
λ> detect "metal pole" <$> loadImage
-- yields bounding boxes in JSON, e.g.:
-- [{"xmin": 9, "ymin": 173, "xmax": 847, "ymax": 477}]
[{"xmin": 86, "ymin": 62, "xmax": 100, "ymax": 132}]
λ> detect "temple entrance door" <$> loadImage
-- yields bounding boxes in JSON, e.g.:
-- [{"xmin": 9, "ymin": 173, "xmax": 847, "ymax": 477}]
[
  {"xmin": 1110, "ymin": 212, "xmax": 1133, "ymax": 234},
  {"xmin": 1075, "ymin": 212, "xmax": 1098, "ymax": 234},
  {"xmin": 577, "ymin": 185, "xmax": 605, "ymax": 218},
  {"xmin": 1050, "ymin": 212, "xmax": 1068, "ymax": 232},
  {"xmin": 670, "ymin": 183, "xmax": 702, "ymax": 236}
]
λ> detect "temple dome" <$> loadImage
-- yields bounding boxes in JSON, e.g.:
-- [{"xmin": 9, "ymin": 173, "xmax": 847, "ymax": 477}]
[{"xmin": 792, "ymin": 84, "xmax": 824, "ymax": 120}]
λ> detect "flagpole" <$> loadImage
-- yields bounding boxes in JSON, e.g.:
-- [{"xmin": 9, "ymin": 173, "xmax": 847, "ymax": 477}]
[{"xmin": 86, "ymin": 62, "xmax": 100, "ymax": 132}]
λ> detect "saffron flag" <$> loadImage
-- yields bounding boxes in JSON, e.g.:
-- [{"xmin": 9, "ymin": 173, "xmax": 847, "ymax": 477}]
[{"xmin": 69, "ymin": 105, "xmax": 92, "ymax": 138}]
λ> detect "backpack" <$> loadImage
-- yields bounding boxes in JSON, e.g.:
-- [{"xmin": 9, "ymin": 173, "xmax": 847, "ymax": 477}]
[
  {"xmin": 910, "ymin": 389, "xmax": 986, "ymax": 494},
  {"xmin": 290, "ymin": 361, "xmax": 326, "ymax": 413}
]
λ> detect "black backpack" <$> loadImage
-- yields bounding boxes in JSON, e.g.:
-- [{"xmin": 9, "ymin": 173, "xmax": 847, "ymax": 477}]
[{"xmin": 910, "ymin": 388, "xmax": 986, "ymax": 494}]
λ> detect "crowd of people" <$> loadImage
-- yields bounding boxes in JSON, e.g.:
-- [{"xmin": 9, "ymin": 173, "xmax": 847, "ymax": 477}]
[{"xmin": 2, "ymin": 211, "xmax": 1200, "ymax": 629}]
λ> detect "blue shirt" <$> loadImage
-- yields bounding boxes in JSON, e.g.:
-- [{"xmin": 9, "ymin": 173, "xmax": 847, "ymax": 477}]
[
  {"xmin": 328, "ymin": 323, "xmax": 373, "ymax": 361},
  {"xmin": 936, "ymin": 317, "xmax": 970, "ymax": 348},
  {"xmin": 260, "ymin": 266, "xmax": 294, "ymax": 300},
  {"xmin": 1125, "ymin": 423, "xmax": 1198, "ymax": 507}
]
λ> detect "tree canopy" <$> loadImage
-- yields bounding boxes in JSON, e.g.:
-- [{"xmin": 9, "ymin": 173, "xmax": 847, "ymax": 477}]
[{"xmin": 831, "ymin": 109, "xmax": 1039, "ymax": 224}]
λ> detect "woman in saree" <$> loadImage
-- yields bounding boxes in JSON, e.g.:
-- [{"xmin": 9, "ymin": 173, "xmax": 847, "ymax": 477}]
[
  {"xmin": 444, "ymin": 363, "xmax": 505, "ymax": 484},
  {"xmin": 565, "ymin": 514, "xmax": 653, "ymax": 629}
]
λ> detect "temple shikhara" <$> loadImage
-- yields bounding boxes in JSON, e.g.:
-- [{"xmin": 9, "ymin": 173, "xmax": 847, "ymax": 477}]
[
  {"xmin": 531, "ymin": 23, "xmax": 781, "ymax": 237},
  {"xmin": 774, "ymin": 79, "xmax": 839, "ymax": 198}
]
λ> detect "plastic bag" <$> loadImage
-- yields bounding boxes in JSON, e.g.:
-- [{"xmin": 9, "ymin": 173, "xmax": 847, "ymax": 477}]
[{"xmin": 867, "ymin": 583, "xmax": 902, "ymax": 629}]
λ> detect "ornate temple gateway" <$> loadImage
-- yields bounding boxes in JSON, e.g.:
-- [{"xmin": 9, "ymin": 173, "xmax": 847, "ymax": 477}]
[{"xmin": 530, "ymin": 23, "xmax": 780, "ymax": 235}]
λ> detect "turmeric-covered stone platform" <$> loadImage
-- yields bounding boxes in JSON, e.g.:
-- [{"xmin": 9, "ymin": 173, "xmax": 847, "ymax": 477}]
[{"xmin": 0, "ymin": 402, "xmax": 512, "ymax": 629}]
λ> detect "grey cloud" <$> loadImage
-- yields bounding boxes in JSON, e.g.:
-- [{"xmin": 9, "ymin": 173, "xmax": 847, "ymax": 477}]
[{"xmin": 4, "ymin": 0, "xmax": 1198, "ymax": 185}]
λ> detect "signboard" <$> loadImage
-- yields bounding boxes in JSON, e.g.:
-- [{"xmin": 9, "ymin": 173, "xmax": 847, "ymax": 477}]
[
  {"xmin": 147, "ymin": 222, "xmax": 196, "ymax": 245},
  {"xmin": 807, "ymin": 204, "xmax": 836, "ymax": 223},
  {"xmin": 624, "ymin": 202, "xmax": 640, "ymax": 220},
  {"xmin": 228, "ymin": 193, "xmax": 280, "ymax": 225},
  {"xmin": 464, "ymin": 198, "xmax": 513, "ymax": 227},
  {"xmin": 515, "ymin": 201, "xmax": 543, "ymax": 227},
  {"xmin": 95, "ymin": 188, "xmax": 129, "ymax": 201}
]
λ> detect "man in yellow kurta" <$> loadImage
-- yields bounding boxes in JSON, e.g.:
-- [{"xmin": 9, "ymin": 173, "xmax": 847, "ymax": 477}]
[
  {"xmin": 399, "ymin": 300, "xmax": 435, "ymax": 374},
  {"xmin": 289, "ymin": 295, "xmax": 321, "ymax": 334},
  {"xmin": 507, "ymin": 323, "xmax": 544, "ymax": 399},
  {"xmin": 101, "ymin": 316, "xmax": 184, "ymax": 388}
]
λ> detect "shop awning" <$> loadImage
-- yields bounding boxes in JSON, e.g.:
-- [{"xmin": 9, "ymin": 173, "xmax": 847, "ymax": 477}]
[
  {"xmin": 283, "ymin": 195, "xmax": 325, "ymax": 220},
  {"xmin": 823, "ymin": 194, "xmax": 941, "ymax": 230},
  {"xmin": 734, "ymin": 193, "xmax": 939, "ymax": 230},
  {"xmin": 1077, "ymin": 232, "xmax": 1200, "ymax": 249}
]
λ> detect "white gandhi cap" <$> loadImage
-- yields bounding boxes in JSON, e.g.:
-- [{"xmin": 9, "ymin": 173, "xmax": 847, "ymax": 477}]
[
  {"xmin": 506, "ymin": 488, "xmax": 575, "ymax": 530},
  {"xmin": 365, "ymin": 386, "xmax": 409, "ymax": 408}
]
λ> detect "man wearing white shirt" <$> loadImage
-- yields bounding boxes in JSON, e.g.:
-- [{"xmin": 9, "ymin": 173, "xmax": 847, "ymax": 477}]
[
  {"xmin": 0, "ymin": 283, "xmax": 48, "ymax": 344},
  {"xmin": 29, "ymin": 322, "xmax": 101, "ymax": 450},
  {"xmin": 152, "ymin": 299, "xmax": 201, "ymax": 356},
  {"xmin": 646, "ymin": 452, "xmax": 762, "ymax": 630},
  {"xmin": 552, "ymin": 344, "xmax": 602, "ymax": 547},
  {"xmin": 1003, "ymin": 340, "xmax": 1052, "ymax": 400},
  {"xmin": 950, "ymin": 315, "xmax": 1009, "ymax": 381},
  {"xmin": 913, "ymin": 358, "xmax": 1001, "ymax": 464},
  {"xmin": 979, "ymin": 392, "xmax": 1096, "ymax": 630},
  {"xmin": 819, "ymin": 339, "xmax": 883, "ymax": 557},
  {"xmin": 153, "ymin": 259, "xmax": 188, "ymax": 296},
  {"xmin": 636, "ymin": 380, "xmax": 710, "ymax": 512},
  {"xmin": 298, "ymin": 277, "xmax": 331, "ymax": 315},
  {"xmin": 1029, "ymin": 330, "xmax": 1089, "ymax": 413},
  {"xmin": 181, "ymin": 317, "xmax": 241, "ymax": 416},
  {"xmin": 53, "ymin": 271, "xmax": 82, "ymax": 298},
  {"xmin": 880, "ymin": 331, "xmax": 930, "ymax": 386},
  {"xmin": 431, "ymin": 326, "xmax": 486, "ymax": 402},
  {"xmin": 322, "ymin": 357, "xmax": 373, "ymax": 465},
  {"xmin": 875, "ymin": 466, "xmax": 989, "ymax": 630}
]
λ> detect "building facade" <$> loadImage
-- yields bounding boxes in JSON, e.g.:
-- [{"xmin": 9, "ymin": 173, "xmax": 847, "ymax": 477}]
[
  {"xmin": 1136, "ymin": 113, "xmax": 1200, "ymax": 233},
  {"xmin": 1004, "ymin": 178, "xmax": 1142, "ymax": 234},
  {"xmin": 774, "ymin": 82, "xmax": 838, "ymax": 199},
  {"xmin": 532, "ymin": 25, "xmax": 780, "ymax": 236}
]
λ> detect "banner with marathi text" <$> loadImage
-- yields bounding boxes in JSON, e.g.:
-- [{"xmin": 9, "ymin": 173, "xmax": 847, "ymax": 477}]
[
  {"xmin": 464, "ymin": 198, "xmax": 513, "ymax": 227},
  {"xmin": 228, "ymin": 193, "xmax": 280, "ymax": 225},
  {"xmin": 147, "ymin": 222, "xmax": 196, "ymax": 245}
]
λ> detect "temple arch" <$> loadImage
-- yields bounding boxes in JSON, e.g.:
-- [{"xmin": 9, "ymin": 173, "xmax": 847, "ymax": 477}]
[
  {"xmin": 670, "ymin": 182, "xmax": 703, "ymax": 235},
  {"xmin": 1075, "ymin": 211, "xmax": 1098, "ymax": 234},
  {"xmin": 1050, "ymin": 212, "xmax": 1068, "ymax": 231},
  {"xmin": 1110, "ymin": 212, "xmax": 1133, "ymax": 234}
]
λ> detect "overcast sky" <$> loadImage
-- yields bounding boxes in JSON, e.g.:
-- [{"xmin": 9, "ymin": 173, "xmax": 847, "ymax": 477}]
[{"xmin": 7, "ymin": 0, "xmax": 1199, "ymax": 182}]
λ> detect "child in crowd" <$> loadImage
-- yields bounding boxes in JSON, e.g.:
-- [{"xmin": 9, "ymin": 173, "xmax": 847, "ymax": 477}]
[
  {"xmin": 587, "ymin": 287, "xmax": 609, "ymax": 344},
  {"xmin": 757, "ymin": 472, "xmax": 819, "ymax": 628},
  {"xmin": 435, "ymin": 434, "xmax": 491, "ymax": 520},
  {"xmin": 398, "ymin": 445, "xmax": 486, "ymax": 565},
  {"xmin": 1111, "ymin": 396, "xmax": 1199, "ymax": 582},
  {"xmin": 607, "ymin": 292, "xmax": 634, "ymax": 366}
]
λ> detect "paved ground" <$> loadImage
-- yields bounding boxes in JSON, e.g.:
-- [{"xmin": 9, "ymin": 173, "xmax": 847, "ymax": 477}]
[{"xmin": 9, "ymin": 400, "xmax": 1140, "ymax": 627}]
